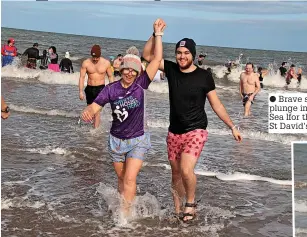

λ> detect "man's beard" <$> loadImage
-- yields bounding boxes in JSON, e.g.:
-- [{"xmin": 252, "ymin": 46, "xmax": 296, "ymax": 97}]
[{"xmin": 178, "ymin": 59, "xmax": 194, "ymax": 70}]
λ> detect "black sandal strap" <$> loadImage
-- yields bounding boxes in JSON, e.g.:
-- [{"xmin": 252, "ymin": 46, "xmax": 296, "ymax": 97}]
[
  {"xmin": 185, "ymin": 202, "xmax": 197, "ymax": 208},
  {"xmin": 182, "ymin": 212, "xmax": 194, "ymax": 217}
]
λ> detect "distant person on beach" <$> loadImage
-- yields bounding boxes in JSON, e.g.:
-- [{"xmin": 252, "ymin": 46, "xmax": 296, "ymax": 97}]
[
  {"xmin": 279, "ymin": 62, "xmax": 287, "ymax": 77},
  {"xmin": 108, "ymin": 56, "xmax": 115, "ymax": 75},
  {"xmin": 196, "ymin": 53, "xmax": 207, "ymax": 69},
  {"xmin": 59, "ymin": 52, "xmax": 74, "ymax": 73},
  {"xmin": 23, "ymin": 43, "xmax": 40, "ymax": 69},
  {"xmin": 80, "ymin": 19, "xmax": 165, "ymax": 216},
  {"xmin": 239, "ymin": 63, "xmax": 261, "ymax": 117},
  {"xmin": 1, "ymin": 38, "xmax": 18, "ymax": 67},
  {"xmin": 1, "ymin": 96, "xmax": 10, "ymax": 120},
  {"xmin": 226, "ymin": 54, "xmax": 244, "ymax": 74},
  {"xmin": 286, "ymin": 64, "xmax": 299, "ymax": 85},
  {"xmin": 225, "ymin": 61, "xmax": 233, "ymax": 73},
  {"xmin": 47, "ymin": 46, "xmax": 60, "ymax": 72},
  {"xmin": 143, "ymin": 21, "xmax": 242, "ymax": 222},
  {"xmin": 79, "ymin": 44, "xmax": 114, "ymax": 128},
  {"xmin": 113, "ymin": 54, "xmax": 123, "ymax": 77},
  {"xmin": 257, "ymin": 67, "xmax": 268, "ymax": 89},
  {"xmin": 297, "ymin": 68, "xmax": 303, "ymax": 84},
  {"xmin": 39, "ymin": 50, "xmax": 48, "ymax": 70}
]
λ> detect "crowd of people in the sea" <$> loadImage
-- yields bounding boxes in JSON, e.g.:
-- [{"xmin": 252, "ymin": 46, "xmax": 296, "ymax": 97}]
[
  {"xmin": 224, "ymin": 55, "xmax": 303, "ymax": 87},
  {"xmin": 2, "ymin": 36, "xmax": 303, "ymax": 89},
  {"xmin": 0, "ymin": 17, "xmax": 302, "ymax": 223},
  {"xmin": 1, "ymin": 40, "xmax": 74, "ymax": 73}
]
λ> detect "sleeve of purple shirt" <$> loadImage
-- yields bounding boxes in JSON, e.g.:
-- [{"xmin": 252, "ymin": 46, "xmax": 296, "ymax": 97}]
[
  {"xmin": 93, "ymin": 85, "xmax": 110, "ymax": 107},
  {"xmin": 136, "ymin": 71, "xmax": 151, "ymax": 89}
]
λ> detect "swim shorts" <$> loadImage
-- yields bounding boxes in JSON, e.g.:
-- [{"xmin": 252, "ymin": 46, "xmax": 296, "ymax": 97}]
[
  {"xmin": 242, "ymin": 93, "xmax": 254, "ymax": 106},
  {"xmin": 84, "ymin": 85, "xmax": 105, "ymax": 105},
  {"xmin": 108, "ymin": 133, "xmax": 151, "ymax": 162},
  {"xmin": 26, "ymin": 59, "xmax": 36, "ymax": 69},
  {"xmin": 166, "ymin": 129, "xmax": 208, "ymax": 160}
]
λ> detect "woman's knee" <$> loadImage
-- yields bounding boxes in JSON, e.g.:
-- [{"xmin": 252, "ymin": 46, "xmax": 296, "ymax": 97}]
[{"xmin": 123, "ymin": 175, "xmax": 137, "ymax": 187}]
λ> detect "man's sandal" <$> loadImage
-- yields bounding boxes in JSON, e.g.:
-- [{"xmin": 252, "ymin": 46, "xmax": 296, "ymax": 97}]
[{"xmin": 181, "ymin": 202, "xmax": 197, "ymax": 223}]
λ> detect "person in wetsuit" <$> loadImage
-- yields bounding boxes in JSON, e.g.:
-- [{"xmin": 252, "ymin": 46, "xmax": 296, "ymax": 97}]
[
  {"xmin": 23, "ymin": 43, "xmax": 40, "ymax": 69},
  {"xmin": 59, "ymin": 52, "xmax": 74, "ymax": 73}
]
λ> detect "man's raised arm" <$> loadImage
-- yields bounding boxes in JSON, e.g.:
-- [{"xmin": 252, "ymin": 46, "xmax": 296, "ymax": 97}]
[
  {"xmin": 143, "ymin": 18, "xmax": 166, "ymax": 71},
  {"xmin": 143, "ymin": 35, "xmax": 155, "ymax": 63}
]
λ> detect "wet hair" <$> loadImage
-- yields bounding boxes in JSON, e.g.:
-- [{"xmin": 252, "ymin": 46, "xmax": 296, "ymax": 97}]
[
  {"xmin": 49, "ymin": 46, "xmax": 57, "ymax": 53},
  {"xmin": 282, "ymin": 62, "xmax": 287, "ymax": 66},
  {"xmin": 117, "ymin": 54, "xmax": 123, "ymax": 57},
  {"xmin": 257, "ymin": 67, "xmax": 263, "ymax": 72},
  {"xmin": 246, "ymin": 62, "xmax": 254, "ymax": 68},
  {"xmin": 290, "ymin": 64, "xmax": 295, "ymax": 68}
]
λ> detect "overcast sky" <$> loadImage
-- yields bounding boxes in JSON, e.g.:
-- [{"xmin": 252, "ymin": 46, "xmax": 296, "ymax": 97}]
[{"xmin": 2, "ymin": 1, "xmax": 307, "ymax": 52}]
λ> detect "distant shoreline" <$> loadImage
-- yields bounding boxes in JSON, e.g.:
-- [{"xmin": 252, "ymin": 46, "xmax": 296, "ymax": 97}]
[{"xmin": 2, "ymin": 26, "xmax": 306, "ymax": 54}]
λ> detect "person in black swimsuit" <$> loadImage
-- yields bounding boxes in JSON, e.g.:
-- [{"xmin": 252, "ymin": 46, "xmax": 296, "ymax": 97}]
[{"xmin": 257, "ymin": 67, "xmax": 268, "ymax": 89}]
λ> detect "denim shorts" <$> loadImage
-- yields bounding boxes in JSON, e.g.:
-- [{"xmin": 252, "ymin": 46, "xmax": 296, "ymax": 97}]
[{"xmin": 108, "ymin": 133, "xmax": 151, "ymax": 163}]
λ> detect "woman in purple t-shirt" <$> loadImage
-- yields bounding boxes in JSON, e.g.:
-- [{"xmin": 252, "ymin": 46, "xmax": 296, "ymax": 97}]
[{"xmin": 81, "ymin": 19, "xmax": 166, "ymax": 215}]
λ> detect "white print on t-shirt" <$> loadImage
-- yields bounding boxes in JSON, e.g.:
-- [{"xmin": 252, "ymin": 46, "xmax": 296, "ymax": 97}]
[{"xmin": 114, "ymin": 106, "xmax": 128, "ymax": 122}]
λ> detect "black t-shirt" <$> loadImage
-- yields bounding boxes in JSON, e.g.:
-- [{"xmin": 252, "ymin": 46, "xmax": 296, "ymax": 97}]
[
  {"xmin": 279, "ymin": 67, "xmax": 287, "ymax": 77},
  {"xmin": 164, "ymin": 60, "xmax": 216, "ymax": 134}
]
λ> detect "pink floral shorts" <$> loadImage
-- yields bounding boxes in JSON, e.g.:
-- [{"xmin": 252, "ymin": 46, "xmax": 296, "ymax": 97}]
[{"xmin": 166, "ymin": 129, "xmax": 208, "ymax": 160}]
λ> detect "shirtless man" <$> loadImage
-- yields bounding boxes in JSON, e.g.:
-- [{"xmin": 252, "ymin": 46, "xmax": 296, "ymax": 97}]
[
  {"xmin": 79, "ymin": 45, "xmax": 114, "ymax": 128},
  {"xmin": 239, "ymin": 63, "xmax": 261, "ymax": 117},
  {"xmin": 113, "ymin": 54, "xmax": 123, "ymax": 78}
]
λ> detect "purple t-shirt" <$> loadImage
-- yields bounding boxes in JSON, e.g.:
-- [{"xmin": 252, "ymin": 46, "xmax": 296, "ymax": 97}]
[{"xmin": 94, "ymin": 71, "xmax": 151, "ymax": 139}]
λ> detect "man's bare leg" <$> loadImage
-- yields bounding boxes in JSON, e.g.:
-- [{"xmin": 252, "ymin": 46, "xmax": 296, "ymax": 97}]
[
  {"xmin": 244, "ymin": 101, "xmax": 252, "ymax": 117},
  {"xmin": 169, "ymin": 159, "xmax": 186, "ymax": 214},
  {"xmin": 180, "ymin": 152, "xmax": 198, "ymax": 221}
]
